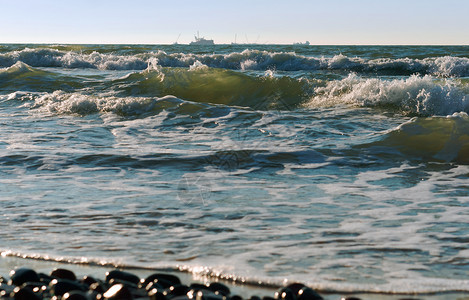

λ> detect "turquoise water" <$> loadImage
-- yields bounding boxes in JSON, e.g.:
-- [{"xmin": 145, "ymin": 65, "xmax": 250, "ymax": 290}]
[{"xmin": 1, "ymin": 44, "xmax": 469, "ymax": 294}]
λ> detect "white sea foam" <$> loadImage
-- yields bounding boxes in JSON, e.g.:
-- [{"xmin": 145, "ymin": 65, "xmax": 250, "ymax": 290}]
[
  {"xmin": 28, "ymin": 91, "xmax": 182, "ymax": 116},
  {"xmin": 1, "ymin": 48, "xmax": 468, "ymax": 76},
  {"xmin": 307, "ymin": 74, "xmax": 469, "ymax": 116}
]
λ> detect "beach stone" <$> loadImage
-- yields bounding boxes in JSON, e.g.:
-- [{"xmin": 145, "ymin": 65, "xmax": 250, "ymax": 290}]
[
  {"xmin": 38, "ymin": 273, "xmax": 53, "ymax": 285},
  {"xmin": 340, "ymin": 297, "xmax": 362, "ymax": 300},
  {"xmin": 296, "ymin": 287, "xmax": 322, "ymax": 300},
  {"xmin": 108, "ymin": 278, "xmax": 138, "ymax": 289},
  {"xmin": 275, "ymin": 288, "xmax": 296, "ymax": 300},
  {"xmin": 0, "ymin": 283, "xmax": 16, "ymax": 294},
  {"xmin": 81, "ymin": 275, "xmax": 99, "ymax": 286},
  {"xmin": 49, "ymin": 278, "xmax": 87, "ymax": 296},
  {"xmin": 62, "ymin": 290, "xmax": 92, "ymax": 300},
  {"xmin": 11, "ymin": 286, "xmax": 42, "ymax": 300},
  {"xmin": 195, "ymin": 290, "xmax": 226, "ymax": 300},
  {"xmin": 230, "ymin": 295, "xmax": 243, "ymax": 300},
  {"xmin": 206, "ymin": 282, "xmax": 230, "ymax": 296},
  {"xmin": 142, "ymin": 273, "xmax": 181, "ymax": 288},
  {"xmin": 263, "ymin": 297, "xmax": 275, "ymax": 300},
  {"xmin": 285, "ymin": 283, "xmax": 305, "ymax": 296},
  {"xmin": 9, "ymin": 268, "xmax": 40, "ymax": 286},
  {"xmin": 164, "ymin": 284, "xmax": 190, "ymax": 298},
  {"xmin": 249, "ymin": 296, "xmax": 261, "ymax": 300},
  {"xmin": 105, "ymin": 270, "xmax": 140, "ymax": 285},
  {"xmin": 145, "ymin": 281, "xmax": 165, "ymax": 292},
  {"xmin": 90, "ymin": 282, "xmax": 107, "ymax": 294},
  {"xmin": 189, "ymin": 283, "xmax": 210, "ymax": 291},
  {"xmin": 51, "ymin": 268, "xmax": 77, "ymax": 281},
  {"xmin": 148, "ymin": 288, "xmax": 167, "ymax": 300},
  {"xmin": 0, "ymin": 276, "xmax": 6, "ymax": 284},
  {"xmin": 102, "ymin": 283, "xmax": 133, "ymax": 300}
]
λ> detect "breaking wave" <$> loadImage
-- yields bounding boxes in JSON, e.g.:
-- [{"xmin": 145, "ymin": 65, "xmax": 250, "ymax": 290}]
[
  {"xmin": 307, "ymin": 74, "xmax": 469, "ymax": 116},
  {"xmin": 0, "ymin": 48, "xmax": 468, "ymax": 76}
]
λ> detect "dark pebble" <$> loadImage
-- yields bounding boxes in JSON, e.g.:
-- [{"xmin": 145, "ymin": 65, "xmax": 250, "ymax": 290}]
[
  {"xmin": 108, "ymin": 278, "xmax": 139, "ymax": 289},
  {"xmin": 62, "ymin": 290, "xmax": 92, "ymax": 300},
  {"xmin": 9, "ymin": 268, "xmax": 40, "ymax": 286},
  {"xmin": 148, "ymin": 288, "xmax": 167, "ymax": 300},
  {"xmin": 341, "ymin": 297, "xmax": 363, "ymax": 300},
  {"xmin": 207, "ymin": 282, "xmax": 230, "ymax": 296},
  {"xmin": 0, "ymin": 283, "xmax": 16, "ymax": 294},
  {"xmin": 297, "ymin": 287, "xmax": 323, "ymax": 300},
  {"xmin": 231, "ymin": 295, "xmax": 243, "ymax": 300},
  {"xmin": 142, "ymin": 273, "xmax": 181, "ymax": 288},
  {"xmin": 50, "ymin": 278, "xmax": 87, "ymax": 296},
  {"xmin": 38, "ymin": 273, "xmax": 53, "ymax": 285},
  {"xmin": 145, "ymin": 281, "xmax": 165, "ymax": 292},
  {"xmin": 51, "ymin": 268, "xmax": 77, "ymax": 281},
  {"xmin": 81, "ymin": 275, "xmax": 99, "ymax": 286},
  {"xmin": 11, "ymin": 286, "xmax": 42, "ymax": 300},
  {"xmin": 189, "ymin": 283, "xmax": 210, "ymax": 291},
  {"xmin": 105, "ymin": 270, "xmax": 140, "ymax": 286},
  {"xmin": 275, "ymin": 288, "xmax": 296, "ymax": 300},
  {"xmin": 195, "ymin": 290, "xmax": 226, "ymax": 300},
  {"xmin": 102, "ymin": 283, "xmax": 133, "ymax": 300},
  {"xmin": 164, "ymin": 284, "xmax": 190, "ymax": 298},
  {"xmin": 263, "ymin": 297, "xmax": 276, "ymax": 300},
  {"xmin": 285, "ymin": 283, "xmax": 305, "ymax": 296},
  {"xmin": 250, "ymin": 296, "xmax": 261, "ymax": 300}
]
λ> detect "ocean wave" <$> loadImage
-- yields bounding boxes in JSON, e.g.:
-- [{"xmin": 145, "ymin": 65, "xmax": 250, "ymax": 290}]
[
  {"xmin": 307, "ymin": 74, "xmax": 469, "ymax": 116},
  {"xmin": 362, "ymin": 113, "xmax": 469, "ymax": 164},
  {"xmin": 24, "ymin": 91, "xmax": 191, "ymax": 116},
  {"xmin": 0, "ymin": 48, "xmax": 468, "ymax": 76},
  {"xmin": 114, "ymin": 65, "xmax": 308, "ymax": 108}
]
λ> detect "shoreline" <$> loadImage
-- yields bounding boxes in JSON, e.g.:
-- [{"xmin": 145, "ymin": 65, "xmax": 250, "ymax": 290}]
[{"xmin": 2, "ymin": 256, "xmax": 469, "ymax": 300}]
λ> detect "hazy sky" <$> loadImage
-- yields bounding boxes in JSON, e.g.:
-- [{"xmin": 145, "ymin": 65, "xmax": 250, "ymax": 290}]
[{"xmin": 2, "ymin": 0, "xmax": 468, "ymax": 44}]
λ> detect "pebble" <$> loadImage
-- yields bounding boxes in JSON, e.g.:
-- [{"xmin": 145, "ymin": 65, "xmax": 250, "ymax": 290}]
[{"xmin": 0, "ymin": 267, "xmax": 349, "ymax": 300}]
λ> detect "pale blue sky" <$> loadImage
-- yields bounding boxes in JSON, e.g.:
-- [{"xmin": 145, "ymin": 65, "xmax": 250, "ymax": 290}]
[{"xmin": 1, "ymin": 0, "xmax": 468, "ymax": 44}]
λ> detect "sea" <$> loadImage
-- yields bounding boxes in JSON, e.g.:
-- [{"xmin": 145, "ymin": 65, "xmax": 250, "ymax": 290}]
[{"xmin": 1, "ymin": 44, "xmax": 469, "ymax": 297}]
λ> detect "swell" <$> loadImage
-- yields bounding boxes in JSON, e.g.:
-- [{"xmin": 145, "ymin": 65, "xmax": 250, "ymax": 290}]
[
  {"xmin": 1, "ymin": 48, "xmax": 468, "ymax": 76},
  {"xmin": 3, "ymin": 63, "xmax": 469, "ymax": 117},
  {"xmin": 358, "ymin": 113, "xmax": 469, "ymax": 164}
]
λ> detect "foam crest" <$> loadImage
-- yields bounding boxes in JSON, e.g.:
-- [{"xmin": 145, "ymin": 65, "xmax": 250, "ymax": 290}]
[
  {"xmin": 307, "ymin": 74, "xmax": 469, "ymax": 116},
  {"xmin": 29, "ymin": 91, "xmax": 184, "ymax": 116},
  {"xmin": 1, "ymin": 48, "xmax": 468, "ymax": 76}
]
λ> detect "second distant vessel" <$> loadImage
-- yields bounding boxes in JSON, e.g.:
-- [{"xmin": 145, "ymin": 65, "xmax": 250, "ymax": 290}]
[{"xmin": 190, "ymin": 31, "xmax": 214, "ymax": 45}]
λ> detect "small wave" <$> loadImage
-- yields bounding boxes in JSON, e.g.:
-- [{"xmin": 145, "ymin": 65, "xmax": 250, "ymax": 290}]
[
  {"xmin": 364, "ymin": 113, "xmax": 469, "ymax": 164},
  {"xmin": 1, "ymin": 48, "xmax": 468, "ymax": 76},
  {"xmin": 306, "ymin": 74, "xmax": 469, "ymax": 116},
  {"xmin": 115, "ymin": 66, "xmax": 308, "ymax": 109},
  {"xmin": 25, "ymin": 91, "xmax": 192, "ymax": 116}
]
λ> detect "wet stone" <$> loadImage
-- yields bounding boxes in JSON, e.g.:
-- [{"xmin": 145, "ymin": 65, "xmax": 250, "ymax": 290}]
[
  {"xmin": 195, "ymin": 290, "xmax": 226, "ymax": 300},
  {"xmin": 51, "ymin": 268, "xmax": 77, "ymax": 281},
  {"xmin": 143, "ymin": 274, "xmax": 181, "ymax": 288},
  {"xmin": 81, "ymin": 275, "xmax": 99, "ymax": 287},
  {"xmin": 38, "ymin": 273, "xmax": 53, "ymax": 285},
  {"xmin": 207, "ymin": 282, "xmax": 230, "ymax": 296},
  {"xmin": 62, "ymin": 290, "xmax": 92, "ymax": 300},
  {"xmin": 102, "ymin": 283, "xmax": 133, "ymax": 300},
  {"xmin": 0, "ymin": 283, "xmax": 16, "ymax": 294},
  {"xmin": 11, "ymin": 286, "xmax": 42, "ymax": 300},
  {"xmin": 285, "ymin": 283, "xmax": 305, "ymax": 296},
  {"xmin": 9, "ymin": 268, "xmax": 40, "ymax": 286},
  {"xmin": 296, "ymin": 287, "xmax": 323, "ymax": 300},
  {"xmin": 105, "ymin": 270, "xmax": 140, "ymax": 286},
  {"xmin": 164, "ymin": 284, "xmax": 190, "ymax": 298},
  {"xmin": 231, "ymin": 295, "xmax": 243, "ymax": 300},
  {"xmin": 275, "ymin": 288, "xmax": 296, "ymax": 300},
  {"xmin": 148, "ymin": 289, "xmax": 167, "ymax": 300},
  {"xmin": 49, "ymin": 278, "xmax": 87, "ymax": 297},
  {"xmin": 249, "ymin": 296, "xmax": 261, "ymax": 300}
]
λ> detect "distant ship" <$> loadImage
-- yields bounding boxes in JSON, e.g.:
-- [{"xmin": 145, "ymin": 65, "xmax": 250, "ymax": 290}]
[
  {"xmin": 190, "ymin": 31, "xmax": 214, "ymax": 45},
  {"xmin": 294, "ymin": 41, "xmax": 310, "ymax": 46}
]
